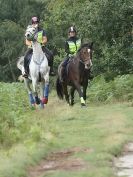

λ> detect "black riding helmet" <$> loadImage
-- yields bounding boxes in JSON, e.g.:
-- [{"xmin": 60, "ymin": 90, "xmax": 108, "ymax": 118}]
[{"xmin": 68, "ymin": 26, "xmax": 77, "ymax": 33}]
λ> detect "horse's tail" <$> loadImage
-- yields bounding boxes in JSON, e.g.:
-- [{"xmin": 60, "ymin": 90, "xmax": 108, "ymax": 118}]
[{"xmin": 56, "ymin": 77, "xmax": 64, "ymax": 99}]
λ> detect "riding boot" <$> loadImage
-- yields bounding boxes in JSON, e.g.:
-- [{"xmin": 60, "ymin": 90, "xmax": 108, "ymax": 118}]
[
  {"xmin": 22, "ymin": 68, "xmax": 28, "ymax": 78},
  {"xmin": 49, "ymin": 55, "xmax": 55, "ymax": 76},
  {"xmin": 22, "ymin": 60, "xmax": 28, "ymax": 78},
  {"xmin": 50, "ymin": 66, "xmax": 56, "ymax": 76},
  {"xmin": 23, "ymin": 48, "xmax": 33, "ymax": 78},
  {"xmin": 42, "ymin": 46, "xmax": 55, "ymax": 76}
]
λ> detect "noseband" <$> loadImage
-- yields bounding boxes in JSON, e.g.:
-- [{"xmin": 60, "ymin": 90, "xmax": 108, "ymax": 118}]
[{"xmin": 25, "ymin": 26, "xmax": 37, "ymax": 41}]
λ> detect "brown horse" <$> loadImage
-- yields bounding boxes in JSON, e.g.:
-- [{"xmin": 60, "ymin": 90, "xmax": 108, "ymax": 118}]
[{"xmin": 56, "ymin": 43, "xmax": 93, "ymax": 106}]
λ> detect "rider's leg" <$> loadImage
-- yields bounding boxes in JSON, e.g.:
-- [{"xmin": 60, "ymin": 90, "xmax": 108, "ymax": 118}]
[
  {"xmin": 61, "ymin": 57, "xmax": 69, "ymax": 81},
  {"xmin": 42, "ymin": 46, "xmax": 55, "ymax": 76},
  {"xmin": 23, "ymin": 48, "xmax": 33, "ymax": 77}
]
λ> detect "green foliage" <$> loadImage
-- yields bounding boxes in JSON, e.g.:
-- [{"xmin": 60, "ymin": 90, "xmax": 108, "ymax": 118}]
[
  {"xmin": 45, "ymin": 0, "xmax": 133, "ymax": 78},
  {"xmin": 113, "ymin": 75, "xmax": 133, "ymax": 100},
  {"xmin": 0, "ymin": 0, "xmax": 133, "ymax": 81},
  {"xmin": 0, "ymin": 0, "xmax": 46, "ymax": 82},
  {"xmin": 0, "ymin": 74, "xmax": 132, "ymax": 147},
  {"xmin": 0, "ymin": 20, "xmax": 24, "ymax": 81},
  {"xmin": 88, "ymin": 74, "xmax": 133, "ymax": 102}
]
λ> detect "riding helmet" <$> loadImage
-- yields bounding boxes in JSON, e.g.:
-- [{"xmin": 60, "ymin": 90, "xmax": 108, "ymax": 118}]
[
  {"xmin": 68, "ymin": 26, "xmax": 76, "ymax": 33},
  {"xmin": 31, "ymin": 16, "xmax": 40, "ymax": 24}
]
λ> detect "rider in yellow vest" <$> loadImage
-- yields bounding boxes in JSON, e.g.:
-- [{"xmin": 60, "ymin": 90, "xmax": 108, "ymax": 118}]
[
  {"xmin": 65, "ymin": 26, "xmax": 81, "ymax": 58},
  {"xmin": 62, "ymin": 26, "xmax": 93, "ymax": 81},
  {"xmin": 22, "ymin": 16, "xmax": 55, "ymax": 77},
  {"xmin": 61, "ymin": 26, "xmax": 81, "ymax": 80}
]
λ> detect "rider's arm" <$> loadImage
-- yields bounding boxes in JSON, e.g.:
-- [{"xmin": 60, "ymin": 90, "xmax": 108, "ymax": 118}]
[
  {"xmin": 65, "ymin": 41, "xmax": 69, "ymax": 55},
  {"xmin": 42, "ymin": 36, "xmax": 47, "ymax": 45},
  {"xmin": 41, "ymin": 29, "xmax": 47, "ymax": 45}
]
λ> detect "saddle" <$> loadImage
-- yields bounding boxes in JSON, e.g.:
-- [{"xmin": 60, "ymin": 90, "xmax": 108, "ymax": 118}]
[{"xmin": 26, "ymin": 52, "xmax": 53, "ymax": 74}]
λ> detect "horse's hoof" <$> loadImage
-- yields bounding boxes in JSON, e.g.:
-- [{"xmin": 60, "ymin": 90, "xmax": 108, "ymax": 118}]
[
  {"xmin": 70, "ymin": 103, "xmax": 74, "ymax": 106},
  {"xmin": 81, "ymin": 103, "xmax": 86, "ymax": 107},
  {"xmin": 35, "ymin": 96, "xmax": 40, "ymax": 105},
  {"xmin": 36, "ymin": 100, "xmax": 40, "ymax": 105}
]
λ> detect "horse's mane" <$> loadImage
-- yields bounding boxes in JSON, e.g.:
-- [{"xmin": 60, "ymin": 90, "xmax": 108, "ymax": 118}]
[{"xmin": 77, "ymin": 42, "xmax": 93, "ymax": 53}]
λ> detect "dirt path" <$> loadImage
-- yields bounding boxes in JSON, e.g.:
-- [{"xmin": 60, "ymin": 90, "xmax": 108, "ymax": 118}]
[
  {"xmin": 114, "ymin": 142, "xmax": 133, "ymax": 177},
  {"xmin": 27, "ymin": 147, "xmax": 92, "ymax": 177}
]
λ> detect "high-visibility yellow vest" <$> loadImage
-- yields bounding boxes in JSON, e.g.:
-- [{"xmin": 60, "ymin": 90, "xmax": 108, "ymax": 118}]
[
  {"xmin": 67, "ymin": 39, "xmax": 81, "ymax": 56},
  {"xmin": 37, "ymin": 30, "xmax": 43, "ymax": 43}
]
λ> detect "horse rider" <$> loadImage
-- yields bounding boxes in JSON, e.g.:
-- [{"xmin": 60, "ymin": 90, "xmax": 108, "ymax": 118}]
[
  {"xmin": 64, "ymin": 26, "xmax": 81, "ymax": 64},
  {"xmin": 61, "ymin": 26, "xmax": 82, "ymax": 80},
  {"xmin": 22, "ymin": 16, "xmax": 55, "ymax": 78},
  {"xmin": 62, "ymin": 26, "xmax": 94, "ymax": 80}
]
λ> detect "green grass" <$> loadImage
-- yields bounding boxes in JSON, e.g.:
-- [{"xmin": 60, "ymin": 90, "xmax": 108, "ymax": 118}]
[{"xmin": 0, "ymin": 80, "xmax": 133, "ymax": 177}]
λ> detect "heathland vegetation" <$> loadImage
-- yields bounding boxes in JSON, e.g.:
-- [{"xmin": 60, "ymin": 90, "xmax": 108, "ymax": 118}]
[{"xmin": 0, "ymin": 75, "xmax": 133, "ymax": 176}]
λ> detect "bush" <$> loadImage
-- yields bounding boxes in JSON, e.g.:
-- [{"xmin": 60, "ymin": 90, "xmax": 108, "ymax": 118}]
[{"xmin": 88, "ymin": 74, "xmax": 133, "ymax": 103}]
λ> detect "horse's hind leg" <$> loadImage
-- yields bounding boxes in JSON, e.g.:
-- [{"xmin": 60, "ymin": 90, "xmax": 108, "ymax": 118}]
[
  {"xmin": 39, "ymin": 81, "xmax": 45, "ymax": 108},
  {"xmin": 63, "ymin": 84, "xmax": 70, "ymax": 105},
  {"xmin": 70, "ymin": 87, "xmax": 75, "ymax": 106},
  {"xmin": 32, "ymin": 79, "xmax": 40, "ymax": 105}
]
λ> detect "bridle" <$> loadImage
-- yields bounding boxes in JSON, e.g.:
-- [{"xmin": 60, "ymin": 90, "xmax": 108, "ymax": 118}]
[
  {"xmin": 25, "ymin": 26, "xmax": 37, "ymax": 41},
  {"xmin": 79, "ymin": 47, "xmax": 92, "ymax": 69}
]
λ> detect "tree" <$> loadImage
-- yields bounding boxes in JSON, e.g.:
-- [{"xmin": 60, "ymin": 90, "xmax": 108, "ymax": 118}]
[{"xmin": 0, "ymin": 21, "xmax": 24, "ymax": 81}]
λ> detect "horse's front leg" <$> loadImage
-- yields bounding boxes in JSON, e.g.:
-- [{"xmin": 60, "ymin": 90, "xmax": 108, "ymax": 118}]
[
  {"xmin": 42, "ymin": 70, "xmax": 50, "ymax": 104},
  {"xmin": 32, "ymin": 78, "xmax": 40, "ymax": 105},
  {"xmin": 39, "ymin": 80, "xmax": 45, "ymax": 108},
  {"xmin": 24, "ymin": 78, "xmax": 35, "ymax": 107},
  {"xmin": 73, "ymin": 81, "xmax": 86, "ymax": 106},
  {"xmin": 70, "ymin": 86, "xmax": 75, "ymax": 106},
  {"xmin": 83, "ymin": 81, "xmax": 88, "ymax": 101}
]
